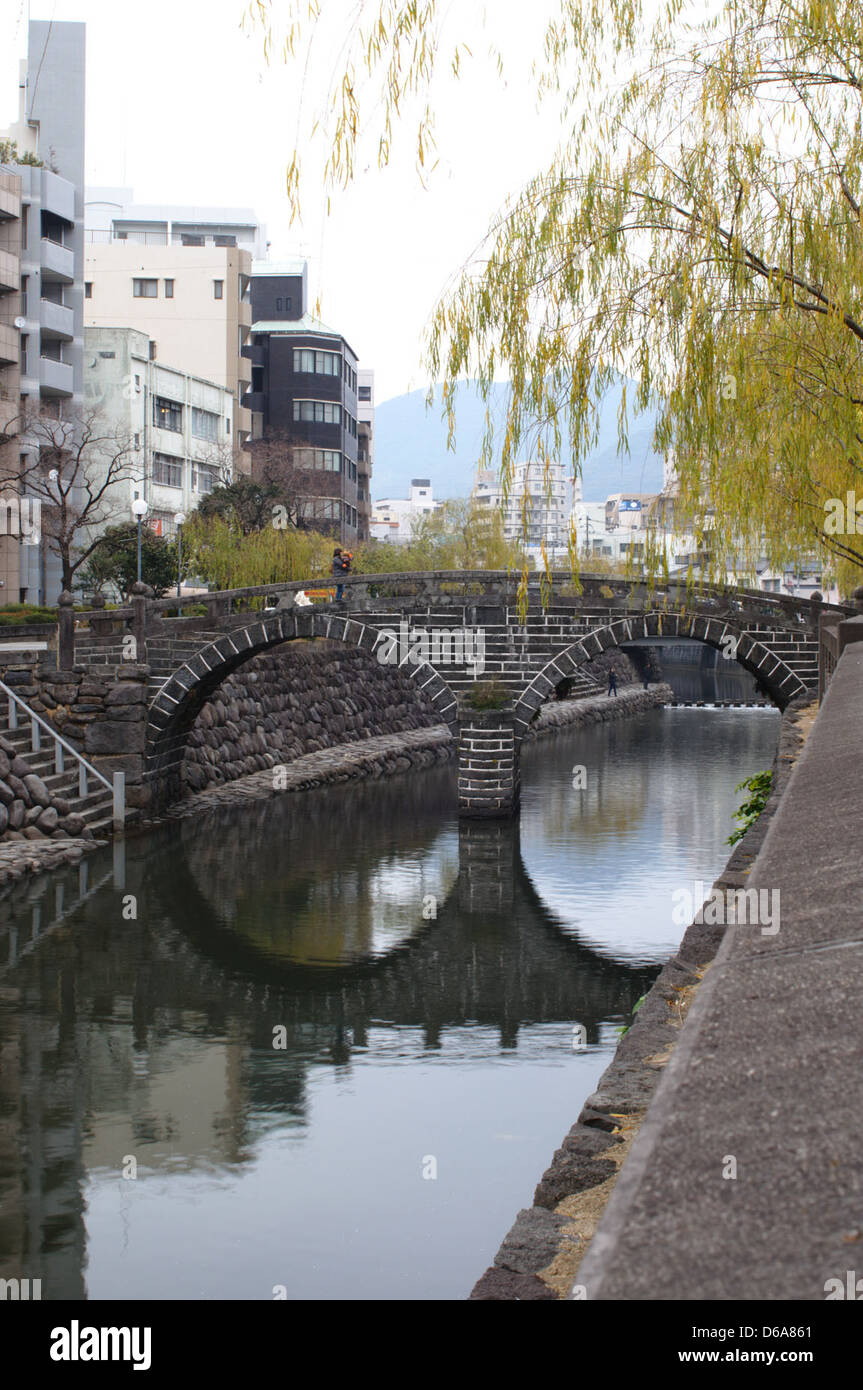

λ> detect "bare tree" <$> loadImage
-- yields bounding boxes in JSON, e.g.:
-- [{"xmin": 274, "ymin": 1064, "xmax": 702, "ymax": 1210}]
[
  {"xmin": 1, "ymin": 404, "xmax": 141, "ymax": 593},
  {"xmin": 246, "ymin": 429, "xmax": 342, "ymax": 532}
]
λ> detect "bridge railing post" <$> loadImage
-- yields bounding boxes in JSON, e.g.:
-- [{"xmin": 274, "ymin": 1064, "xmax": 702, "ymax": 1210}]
[
  {"xmin": 57, "ymin": 590, "xmax": 75, "ymax": 670},
  {"xmin": 130, "ymin": 582, "xmax": 154, "ymax": 663}
]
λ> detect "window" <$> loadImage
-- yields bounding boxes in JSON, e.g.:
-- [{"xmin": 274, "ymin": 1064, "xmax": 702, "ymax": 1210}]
[
  {"xmin": 310, "ymin": 498, "xmax": 340, "ymax": 521},
  {"xmin": 150, "ymin": 509, "xmax": 177, "ymax": 537},
  {"xmin": 226, "ymin": 417, "xmax": 231, "ymax": 435},
  {"xmin": 192, "ymin": 464, "xmax": 216, "ymax": 494},
  {"xmin": 293, "ymin": 348, "xmax": 341, "ymax": 376},
  {"xmin": 214, "ymin": 234, "xmax": 237, "ymax": 247},
  {"xmin": 295, "ymin": 448, "xmax": 342, "ymax": 472},
  {"xmin": 153, "ymin": 396, "xmax": 183, "ymax": 432},
  {"xmin": 275, "ymin": 295, "xmax": 293, "ymax": 314},
  {"xmin": 192, "ymin": 407, "xmax": 220, "ymax": 442},
  {"xmin": 164, "ymin": 279, "xmax": 174, "ymax": 298},
  {"xmin": 358, "ymin": 385, "xmax": 371, "ymax": 401},
  {"xmin": 213, "ymin": 280, "xmax": 224, "ymax": 300},
  {"xmin": 293, "ymin": 399, "xmax": 341, "ymax": 425},
  {"xmin": 133, "ymin": 278, "xmax": 158, "ymax": 298},
  {"xmin": 182, "ymin": 234, "xmax": 204, "ymax": 246},
  {"xmin": 345, "ymin": 412, "xmax": 357, "ymax": 438},
  {"xmin": 153, "ymin": 452, "xmax": 184, "ymax": 488},
  {"xmin": 84, "ymin": 282, "xmax": 93, "ymax": 299}
]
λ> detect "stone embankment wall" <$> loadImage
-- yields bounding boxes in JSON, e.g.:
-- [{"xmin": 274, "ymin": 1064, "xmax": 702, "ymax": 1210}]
[
  {"xmin": 527, "ymin": 683, "xmax": 672, "ymax": 738},
  {"xmin": 2, "ymin": 662, "xmax": 151, "ymax": 809},
  {"xmin": 0, "ymin": 735, "xmax": 91, "ymax": 841},
  {"xmin": 180, "ymin": 640, "xmax": 442, "ymax": 793}
]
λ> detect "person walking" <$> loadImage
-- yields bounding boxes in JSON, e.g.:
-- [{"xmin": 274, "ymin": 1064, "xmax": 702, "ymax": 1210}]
[
  {"xmin": 332, "ymin": 547, "xmax": 345, "ymax": 601},
  {"xmin": 607, "ymin": 668, "xmax": 618, "ymax": 697}
]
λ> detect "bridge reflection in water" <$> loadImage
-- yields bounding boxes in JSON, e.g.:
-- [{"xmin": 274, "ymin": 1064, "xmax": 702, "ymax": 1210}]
[{"xmin": 0, "ymin": 706, "xmax": 780, "ymax": 1299}]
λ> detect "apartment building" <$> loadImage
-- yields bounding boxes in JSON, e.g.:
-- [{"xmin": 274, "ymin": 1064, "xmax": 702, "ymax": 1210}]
[
  {"xmin": 473, "ymin": 461, "xmax": 568, "ymax": 552},
  {"xmin": 244, "ymin": 262, "xmax": 362, "ymax": 544},
  {"xmin": 370, "ymin": 480, "xmax": 440, "ymax": 543},
  {"xmin": 85, "ymin": 326, "xmax": 234, "ymax": 541},
  {"xmin": 0, "ymin": 166, "xmax": 24, "ymax": 597},
  {"xmin": 84, "ymin": 190, "xmax": 261, "ymax": 464},
  {"xmin": 357, "ymin": 369, "xmax": 374, "ymax": 541},
  {"xmin": 0, "ymin": 20, "xmax": 86, "ymax": 603}
]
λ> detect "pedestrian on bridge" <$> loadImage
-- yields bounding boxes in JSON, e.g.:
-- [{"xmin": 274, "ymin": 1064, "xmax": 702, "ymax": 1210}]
[{"xmin": 332, "ymin": 547, "xmax": 346, "ymax": 601}]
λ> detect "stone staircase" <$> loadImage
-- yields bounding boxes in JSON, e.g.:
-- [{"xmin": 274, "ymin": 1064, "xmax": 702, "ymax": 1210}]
[
  {"xmin": 144, "ymin": 619, "xmax": 606, "ymax": 711},
  {"xmin": 0, "ymin": 717, "xmax": 116, "ymax": 837}
]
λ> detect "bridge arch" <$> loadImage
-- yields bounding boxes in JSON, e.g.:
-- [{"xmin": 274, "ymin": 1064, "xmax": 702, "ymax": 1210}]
[
  {"xmin": 512, "ymin": 610, "xmax": 809, "ymax": 735},
  {"xmin": 145, "ymin": 609, "xmax": 459, "ymax": 809}
]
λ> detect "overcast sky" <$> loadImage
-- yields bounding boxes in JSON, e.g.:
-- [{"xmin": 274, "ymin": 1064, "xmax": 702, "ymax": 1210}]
[{"xmin": 1, "ymin": 0, "xmax": 569, "ymax": 404}]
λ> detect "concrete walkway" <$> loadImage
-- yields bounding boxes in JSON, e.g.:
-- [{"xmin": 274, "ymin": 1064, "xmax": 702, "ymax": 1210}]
[{"xmin": 574, "ymin": 647, "xmax": 863, "ymax": 1300}]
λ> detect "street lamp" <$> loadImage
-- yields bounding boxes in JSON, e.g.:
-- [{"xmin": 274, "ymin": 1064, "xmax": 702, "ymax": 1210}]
[
  {"xmin": 173, "ymin": 511, "xmax": 186, "ymax": 600},
  {"xmin": 131, "ymin": 497, "xmax": 148, "ymax": 583}
]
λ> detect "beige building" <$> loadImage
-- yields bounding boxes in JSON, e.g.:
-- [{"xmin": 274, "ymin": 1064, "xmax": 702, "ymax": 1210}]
[{"xmin": 84, "ymin": 242, "xmax": 252, "ymax": 467}]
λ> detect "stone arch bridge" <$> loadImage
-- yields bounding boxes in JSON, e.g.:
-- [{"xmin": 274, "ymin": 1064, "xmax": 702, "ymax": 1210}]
[{"xmin": 67, "ymin": 571, "xmax": 839, "ymax": 818}]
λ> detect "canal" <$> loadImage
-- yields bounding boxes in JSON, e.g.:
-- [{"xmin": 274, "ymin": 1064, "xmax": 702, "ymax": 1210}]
[{"xmin": 0, "ymin": 696, "xmax": 780, "ymax": 1300}]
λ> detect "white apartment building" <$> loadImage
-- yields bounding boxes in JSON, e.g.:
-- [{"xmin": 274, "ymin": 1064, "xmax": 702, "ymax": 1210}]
[
  {"xmin": 370, "ymin": 478, "xmax": 439, "ymax": 543},
  {"xmin": 473, "ymin": 461, "xmax": 568, "ymax": 554},
  {"xmin": 357, "ymin": 368, "xmax": 374, "ymax": 540},
  {"xmin": 83, "ymin": 189, "xmax": 262, "ymax": 463},
  {"xmin": 85, "ymin": 326, "xmax": 233, "ymax": 541}
]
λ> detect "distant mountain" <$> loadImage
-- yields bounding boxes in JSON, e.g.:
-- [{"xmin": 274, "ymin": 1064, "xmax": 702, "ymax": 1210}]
[{"xmin": 372, "ymin": 380, "xmax": 664, "ymax": 503}]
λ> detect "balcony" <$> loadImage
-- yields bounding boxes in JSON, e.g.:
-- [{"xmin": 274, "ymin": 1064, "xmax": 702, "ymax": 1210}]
[
  {"xmin": 0, "ymin": 321, "xmax": 17, "ymax": 366},
  {"xmin": 242, "ymin": 390, "xmax": 265, "ymax": 413},
  {"xmin": 40, "ymin": 238, "xmax": 74, "ymax": 284},
  {"xmin": 41, "ymin": 171, "xmax": 75, "ymax": 222},
  {"xmin": 39, "ymin": 356, "xmax": 74, "ymax": 396},
  {"xmin": 241, "ymin": 343, "xmax": 265, "ymax": 366},
  {"xmin": 40, "ymin": 299, "xmax": 74, "ymax": 340},
  {"xmin": 0, "ymin": 248, "xmax": 18, "ymax": 295},
  {"xmin": 0, "ymin": 184, "xmax": 21, "ymax": 221}
]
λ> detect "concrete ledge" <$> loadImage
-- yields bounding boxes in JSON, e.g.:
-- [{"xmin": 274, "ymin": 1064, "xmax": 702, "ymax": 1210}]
[
  {"xmin": 572, "ymin": 656, "xmax": 863, "ymax": 1300},
  {"xmin": 469, "ymin": 691, "xmax": 811, "ymax": 1300}
]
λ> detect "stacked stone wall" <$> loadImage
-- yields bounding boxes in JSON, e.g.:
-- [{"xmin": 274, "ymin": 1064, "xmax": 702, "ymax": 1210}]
[{"xmin": 180, "ymin": 640, "xmax": 441, "ymax": 793}]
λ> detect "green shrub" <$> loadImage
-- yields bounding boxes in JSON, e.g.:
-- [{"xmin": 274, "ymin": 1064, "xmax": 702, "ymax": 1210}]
[
  {"xmin": 727, "ymin": 770, "xmax": 773, "ymax": 845},
  {"xmin": 0, "ymin": 604, "xmax": 57, "ymax": 625},
  {"xmin": 467, "ymin": 679, "xmax": 510, "ymax": 711}
]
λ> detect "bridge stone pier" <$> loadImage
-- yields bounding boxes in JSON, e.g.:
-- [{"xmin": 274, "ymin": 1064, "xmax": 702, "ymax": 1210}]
[{"xmin": 63, "ymin": 571, "xmax": 846, "ymax": 821}]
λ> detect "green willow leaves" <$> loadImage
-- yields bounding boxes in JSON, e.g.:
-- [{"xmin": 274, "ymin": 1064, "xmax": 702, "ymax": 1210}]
[{"xmin": 250, "ymin": 0, "xmax": 863, "ymax": 596}]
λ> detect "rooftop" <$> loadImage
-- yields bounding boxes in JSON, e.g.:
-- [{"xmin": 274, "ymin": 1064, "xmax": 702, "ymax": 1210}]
[
  {"xmin": 251, "ymin": 259, "xmax": 307, "ymax": 277},
  {"xmin": 251, "ymin": 314, "xmax": 357, "ymax": 357}
]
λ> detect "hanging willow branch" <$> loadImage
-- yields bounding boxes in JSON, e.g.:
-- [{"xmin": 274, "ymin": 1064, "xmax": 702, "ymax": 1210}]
[{"xmin": 249, "ymin": 0, "xmax": 863, "ymax": 596}]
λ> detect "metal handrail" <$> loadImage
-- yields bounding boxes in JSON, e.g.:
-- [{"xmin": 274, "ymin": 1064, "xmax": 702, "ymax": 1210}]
[{"xmin": 0, "ymin": 677, "xmax": 125, "ymax": 830}]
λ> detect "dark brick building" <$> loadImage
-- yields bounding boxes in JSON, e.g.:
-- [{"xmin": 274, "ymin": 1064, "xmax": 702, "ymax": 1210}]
[{"xmin": 243, "ymin": 262, "xmax": 361, "ymax": 544}]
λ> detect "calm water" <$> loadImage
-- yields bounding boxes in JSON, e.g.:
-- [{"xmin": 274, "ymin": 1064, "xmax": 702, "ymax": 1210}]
[{"xmin": 0, "ymin": 700, "xmax": 779, "ymax": 1301}]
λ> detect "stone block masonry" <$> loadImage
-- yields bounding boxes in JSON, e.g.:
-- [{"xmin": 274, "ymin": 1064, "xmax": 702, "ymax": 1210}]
[
  {"xmin": 180, "ymin": 640, "xmax": 442, "ymax": 794},
  {"xmin": 458, "ymin": 712, "xmax": 521, "ymax": 818}
]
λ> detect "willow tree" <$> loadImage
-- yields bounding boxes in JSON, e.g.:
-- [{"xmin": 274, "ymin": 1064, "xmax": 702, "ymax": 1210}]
[{"xmin": 250, "ymin": 0, "xmax": 863, "ymax": 597}]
